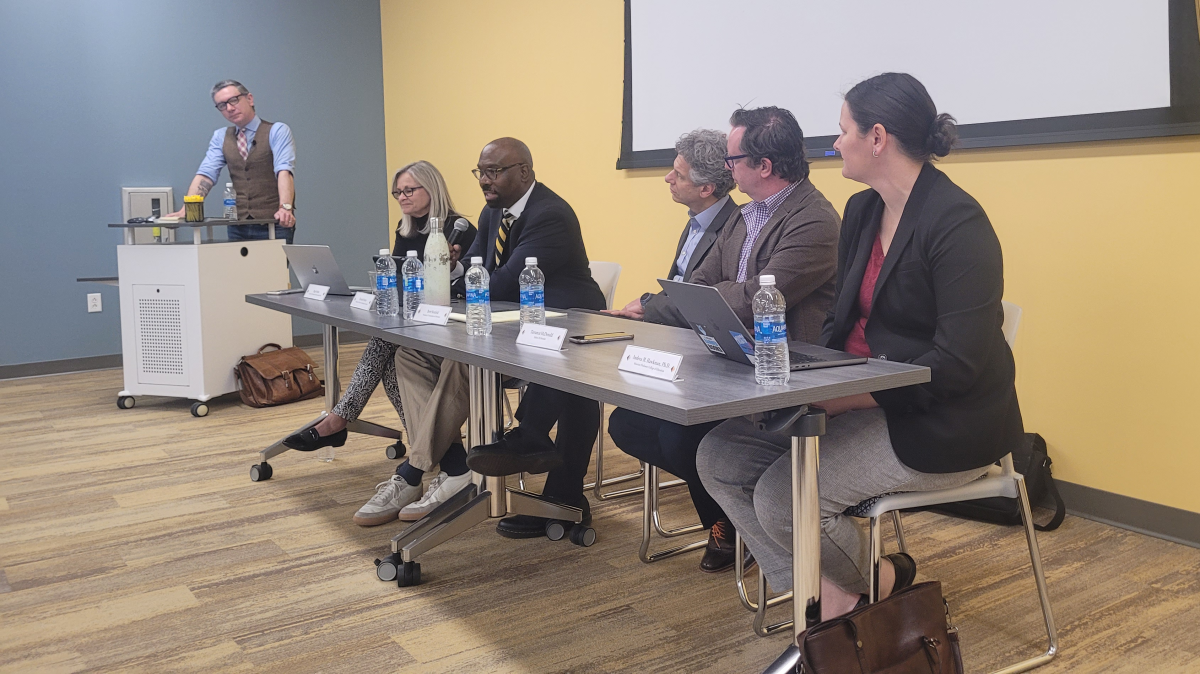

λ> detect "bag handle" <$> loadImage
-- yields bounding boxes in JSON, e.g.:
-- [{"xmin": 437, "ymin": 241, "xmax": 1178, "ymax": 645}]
[
  {"xmin": 1035, "ymin": 474, "xmax": 1066, "ymax": 532},
  {"xmin": 257, "ymin": 343, "xmax": 283, "ymax": 355}
]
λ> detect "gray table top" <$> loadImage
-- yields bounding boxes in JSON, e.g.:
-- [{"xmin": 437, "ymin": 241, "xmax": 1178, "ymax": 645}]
[
  {"xmin": 108, "ymin": 219, "xmax": 276, "ymax": 229},
  {"xmin": 247, "ymin": 293, "xmax": 929, "ymax": 426}
]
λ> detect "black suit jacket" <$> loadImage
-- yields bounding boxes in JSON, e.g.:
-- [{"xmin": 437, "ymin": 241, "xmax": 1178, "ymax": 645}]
[
  {"xmin": 643, "ymin": 196, "xmax": 738, "ymax": 327},
  {"xmin": 464, "ymin": 182, "xmax": 606, "ymax": 311},
  {"xmin": 821, "ymin": 163, "xmax": 1023, "ymax": 474}
]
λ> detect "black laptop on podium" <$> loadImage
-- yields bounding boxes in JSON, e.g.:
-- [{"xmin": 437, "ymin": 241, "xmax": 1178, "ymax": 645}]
[{"xmin": 658, "ymin": 279, "xmax": 868, "ymax": 371}]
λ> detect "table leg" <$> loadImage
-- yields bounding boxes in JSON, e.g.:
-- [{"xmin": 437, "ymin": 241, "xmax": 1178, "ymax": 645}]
[{"xmin": 269, "ymin": 222, "xmax": 276, "ymax": 240}]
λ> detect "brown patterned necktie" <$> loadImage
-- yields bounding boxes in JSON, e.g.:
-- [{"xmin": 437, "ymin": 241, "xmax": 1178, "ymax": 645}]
[
  {"xmin": 495, "ymin": 212, "xmax": 515, "ymax": 266},
  {"xmin": 237, "ymin": 127, "xmax": 249, "ymax": 161}
]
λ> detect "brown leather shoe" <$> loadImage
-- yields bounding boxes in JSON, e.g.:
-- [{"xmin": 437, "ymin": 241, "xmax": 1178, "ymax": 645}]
[{"xmin": 699, "ymin": 518, "xmax": 743, "ymax": 573}]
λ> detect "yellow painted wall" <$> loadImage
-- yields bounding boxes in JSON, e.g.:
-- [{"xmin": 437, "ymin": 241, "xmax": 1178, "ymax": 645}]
[{"xmin": 381, "ymin": 0, "xmax": 1200, "ymax": 513}]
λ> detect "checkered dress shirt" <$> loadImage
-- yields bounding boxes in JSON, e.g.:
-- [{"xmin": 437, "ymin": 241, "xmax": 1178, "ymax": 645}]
[{"xmin": 735, "ymin": 181, "xmax": 800, "ymax": 282}]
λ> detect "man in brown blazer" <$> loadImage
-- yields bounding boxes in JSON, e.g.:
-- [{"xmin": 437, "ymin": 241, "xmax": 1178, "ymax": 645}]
[{"xmin": 609, "ymin": 106, "xmax": 840, "ymax": 573}]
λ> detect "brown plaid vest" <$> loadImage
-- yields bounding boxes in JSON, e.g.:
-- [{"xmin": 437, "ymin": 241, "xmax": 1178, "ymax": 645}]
[{"xmin": 222, "ymin": 120, "xmax": 283, "ymax": 219}]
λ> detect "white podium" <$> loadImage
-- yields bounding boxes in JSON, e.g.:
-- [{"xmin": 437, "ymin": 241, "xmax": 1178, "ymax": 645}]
[{"xmin": 111, "ymin": 220, "xmax": 292, "ymax": 416}]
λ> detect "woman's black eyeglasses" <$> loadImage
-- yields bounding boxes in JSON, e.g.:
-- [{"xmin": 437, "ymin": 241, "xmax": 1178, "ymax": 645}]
[{"xmin": 392, "ymin": 186, "xmax": 426, "ymax": 199}]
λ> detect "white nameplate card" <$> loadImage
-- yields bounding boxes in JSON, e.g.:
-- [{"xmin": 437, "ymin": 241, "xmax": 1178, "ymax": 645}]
[
  {"xmin": 350, "ymin": 292, "xmax": 376, "ymax": 310},
  {"xmin": 412, "ymin": 304, "xmax": 452, "ymax": 325},
  {"xmin": 618, "ymin": 345, "xmax": 683, "ymax": 382},
  {"xmin": 303, "ymin": 284, "xmax": 330, "ymax": 301},
  {"xmin": 516, "ymin": 323, "xmax": 568, "ymax": 351}
]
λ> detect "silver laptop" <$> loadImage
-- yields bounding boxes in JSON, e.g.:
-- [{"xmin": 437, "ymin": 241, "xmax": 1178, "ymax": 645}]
[
  {"xmin": 283, "ymin": 245, "xmax": 369, "ymax": 296},
  {"xmin": 658, "ymin": 278, "xmax": 868, "ymax": 371}
]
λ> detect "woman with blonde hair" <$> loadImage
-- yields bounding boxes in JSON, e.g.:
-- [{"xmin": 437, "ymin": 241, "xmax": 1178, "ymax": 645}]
[{"xmin": 284, "ymin": 161, "xmax": 476, "ymax": 526}]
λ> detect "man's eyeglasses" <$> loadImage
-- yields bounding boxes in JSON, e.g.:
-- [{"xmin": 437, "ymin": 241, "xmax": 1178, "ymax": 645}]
[
  {"xmin": 392, "ymin": 186, "xmax": 426, "ymax": 199},
  {"xmin": 724, "ymin": 154, "xmax": 749, "ymax": 170},
  {"xmin": 471, "ymin": 163, "xmax": 525, "ymax": 181},
  {"xmin": 214, "ymin": 94, "xmax": 247, "ymax": 112}
]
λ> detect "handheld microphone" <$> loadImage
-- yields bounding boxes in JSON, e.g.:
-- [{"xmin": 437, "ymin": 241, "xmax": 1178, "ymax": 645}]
[{"xmin": 446, "ymin": 218, "xmax": 470, "ymax": 247}]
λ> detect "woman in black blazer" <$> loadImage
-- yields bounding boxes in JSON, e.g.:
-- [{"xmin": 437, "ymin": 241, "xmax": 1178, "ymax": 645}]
[{"xmin": 697, "ymin": 73, "xmax": 1022, "ymax": 620}]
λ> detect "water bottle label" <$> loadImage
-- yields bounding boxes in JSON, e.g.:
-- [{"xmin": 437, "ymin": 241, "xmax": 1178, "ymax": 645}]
[
  {"xmin": 223, "ymin": 198, "xmax": 236, "ymax": 207},
  {"xmin": 403, "ymin": 277, "xmax": 423, "ymax": 293},
  {"xmin": 376, "ymin": 274, "xmax": 396, "ymax": 291},
  {"xmin": 754, "ymin": 317, "xmax": 788, "ymax": 344},
  {"xmin": 467, "ymin": 287, "xmax": 490, "ymax": 305},
  {"xmin": 520, "ymin": 287, "xmax": 544, "ymax": 307}
]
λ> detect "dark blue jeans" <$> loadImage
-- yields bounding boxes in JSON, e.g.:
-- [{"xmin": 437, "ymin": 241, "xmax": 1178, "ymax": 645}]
[
  {"xmin": 228, "ymin": 223, "xmax": 295, "ymax": 244},
  {"xmin": 607, "ymin": 407, "xmax": 724, "ymax": 528}
]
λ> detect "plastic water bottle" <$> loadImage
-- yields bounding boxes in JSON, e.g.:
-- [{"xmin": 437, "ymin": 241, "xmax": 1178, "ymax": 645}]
[
  {"xmin": 465, "ymin": 257, "xmax": 492, "ymax": 336},
  {"xmin": 753, "ymin": 274, "xmax": 790, "ymax": 385},
  {"xmin": 519, "ymin": 257, "xmax": 545, "ymax": 326},
  {"xmin": 401, "ymin": 250, "xmax": 425, "ymax": 319},
  {"xmin": 223, "ymin": 183, "xmax": 237, "ymax": 220},
  {"xmin": 375, "ymin": 249, "xmax": 399, "ymax": 317}
]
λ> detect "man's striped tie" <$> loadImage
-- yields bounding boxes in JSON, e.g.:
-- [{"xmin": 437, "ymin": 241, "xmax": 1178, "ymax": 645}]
[{"xmin": 495, "ymin": 212, "xmax": 515, "ymax": 266}]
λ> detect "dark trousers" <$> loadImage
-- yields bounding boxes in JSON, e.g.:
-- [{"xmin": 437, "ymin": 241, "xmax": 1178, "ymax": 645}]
[
  {"xmin": 228, "ymin": 223, "xmax": 295, "ymax": 244},
  {"xmin": 607, "ymin": 407, "xmax": 724, "ymax": 528},
  {"xmin": 517, "ymin": 383, "xmax": 600, "ymax": 504}
]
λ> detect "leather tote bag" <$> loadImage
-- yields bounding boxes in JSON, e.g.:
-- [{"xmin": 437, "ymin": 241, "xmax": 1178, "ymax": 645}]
[{"xmin": 234, "ymin": 343, "xmax": 324, "ymax": 408}]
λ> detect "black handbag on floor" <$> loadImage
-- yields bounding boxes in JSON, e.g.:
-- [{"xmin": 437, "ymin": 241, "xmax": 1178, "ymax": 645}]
[{"xmin": 930, "ymin": 433, "xmax": 1066, "ymax": 532}]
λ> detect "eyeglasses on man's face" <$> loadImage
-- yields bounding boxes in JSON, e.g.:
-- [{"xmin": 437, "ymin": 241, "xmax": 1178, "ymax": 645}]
[
  {"xmin": 724, "ymin": 154, "xmax": 749, "ymax": 170},
  {"xmin": 471, "ymin": 163, "xmax": 525, "ymax": 181},
  {"xmin": 392, "ymin": 185, "xmax": 426, "ymax": 199},
  {"xmin": 214, "ymin": 94, "xmax": 247, "ymax": 112}
]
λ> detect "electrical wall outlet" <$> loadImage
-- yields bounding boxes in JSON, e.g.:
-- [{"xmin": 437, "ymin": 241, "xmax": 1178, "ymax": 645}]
[{"xmin": 87, "ymin": 293, "xmax": 102, "ymax": 313}]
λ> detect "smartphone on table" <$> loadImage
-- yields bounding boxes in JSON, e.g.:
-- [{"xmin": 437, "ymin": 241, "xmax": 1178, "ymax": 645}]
[{"xmin": 568, "ymin": 332, "xmax": 633, "ymax": 345}]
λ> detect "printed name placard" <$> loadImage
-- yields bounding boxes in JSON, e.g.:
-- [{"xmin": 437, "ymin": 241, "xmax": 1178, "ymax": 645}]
[
  {"xmin": 617, "ymin": 345, "xmax": 683, "ymax": 382},
  {"xmin": 303, "ymin": 284, "xmax": 330, "ymax": 301},
  {"xmin": 412, "ymin": 304, "xmax": 452, "ymax": 325},
  {"xmin": 350, "ymin": 292, "xmax": 376, "ymax": 310},
  {"xmin": 516, "ymin": 323, "xmax": 568, "ymax": 351}
]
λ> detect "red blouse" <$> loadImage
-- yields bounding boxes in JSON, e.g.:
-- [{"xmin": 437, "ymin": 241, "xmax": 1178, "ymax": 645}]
[{"xmin": 844, "ymin": 233, "xmax": 885, "ymax": 358}]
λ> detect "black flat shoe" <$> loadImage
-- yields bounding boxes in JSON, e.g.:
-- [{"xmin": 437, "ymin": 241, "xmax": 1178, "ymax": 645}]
[
  {"xmin": 885, "ymin": 552, "xmax": 917, "ymax": 594},
  {"xmin": 467, "ymin": 427, "xmax": 562, "ymax": 476},
  {"xmin": 282, "ymin": 427, "xmax": 347, "ymax": 452},
  {"xmin": 496, "ymin": 497, "xmax": 590, "ymax": 539}
]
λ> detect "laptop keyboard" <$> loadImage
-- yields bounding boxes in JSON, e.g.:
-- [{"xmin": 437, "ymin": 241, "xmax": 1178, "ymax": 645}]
[{"xmin": 788, "ymin": 351, "xmax": 822, "ymax": 364}]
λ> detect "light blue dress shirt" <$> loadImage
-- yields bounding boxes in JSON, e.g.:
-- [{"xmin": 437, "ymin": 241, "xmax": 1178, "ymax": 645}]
[
  {"xmin": 673, "ymin": 195, "xmax": 731, "ymax": 281},
  {"xmin": 196, "ymin": 115, "xmax": 296, "ymax": 182}
]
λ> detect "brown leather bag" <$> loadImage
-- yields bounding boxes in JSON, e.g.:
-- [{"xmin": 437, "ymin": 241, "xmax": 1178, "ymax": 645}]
[
  {"xmin": 234, "ymin": 344, "xmax": 324, "ymax": 408},
  {"xmin": 797, "ymin": 581, "xmax": 963, "ymax": 674}
]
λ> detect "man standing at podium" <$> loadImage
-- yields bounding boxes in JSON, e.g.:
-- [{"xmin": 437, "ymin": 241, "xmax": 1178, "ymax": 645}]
[{"xmin": 169, "ymin": 79, "xmax": 297, "ymax": 243}]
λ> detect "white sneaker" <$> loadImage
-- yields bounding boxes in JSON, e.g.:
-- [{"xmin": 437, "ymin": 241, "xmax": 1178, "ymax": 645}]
[
  {"xmin": 398, "ymin": 472, "xmax": 474, "ymax": 521},
  {"xmin": 353, "ymin": 475, "xmax": 423, "ymax": 526}
]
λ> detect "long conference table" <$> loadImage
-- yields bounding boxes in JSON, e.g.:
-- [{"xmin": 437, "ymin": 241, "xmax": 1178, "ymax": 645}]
[{"xmin": 245, "ymin": 292, "xmax": 929, "ymax": 673}]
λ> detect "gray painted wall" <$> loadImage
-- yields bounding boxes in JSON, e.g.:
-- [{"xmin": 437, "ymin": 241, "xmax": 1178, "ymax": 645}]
[{"xmin": 0, "ymin": 0, "xmax": 389, "ymax": 367}]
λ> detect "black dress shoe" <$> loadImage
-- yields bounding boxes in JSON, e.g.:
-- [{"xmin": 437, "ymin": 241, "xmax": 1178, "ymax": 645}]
[
  {"xmin": 496, "ymin": 496, "xmax": 591, "ymax": 539},
  {"xmin": 466, "ymin": 427, "xmax": 562, "ymax": 476},
  {"xmin": 282, "ymin": 427, "xmax": 347, "ymax": 452},
  {"xmin": 885, "ymin": 552, "xmax": 917, "ymax": 594},
  {"xmin": 700, "ymin": 518, "xmax": 741, "ymax": 573}
]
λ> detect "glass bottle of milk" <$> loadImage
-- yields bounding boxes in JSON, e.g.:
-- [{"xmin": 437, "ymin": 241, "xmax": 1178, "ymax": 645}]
[{"xmin": 422, "ymin": 217, "xmax": 451, "ymax": 306}]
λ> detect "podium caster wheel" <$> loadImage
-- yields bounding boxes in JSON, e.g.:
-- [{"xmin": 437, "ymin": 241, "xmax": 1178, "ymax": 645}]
[
  {"xmin": 545, "ymin": 520, "xmax": 567, "ymax": 541},
  {"xmin": 569, "ymin": 525, "xmax": 597, "ymax": 547},
  {"xmin": 385, "ymin": 441, "xmax": 406, "ymax": 460},
  {"xmin": 397, "ymin": 561, "xmax": 421, "ymax": 587},
  {"xmin": 375, "ymin": 553, "xmax": 401, "ymax": 582},
  {"xmin": 117, "ymin": 396, "xmax": 136, "ymax": 410},
  {"xmin": 190, "ymin": 402, "xmax": 209, "ymax": 417},
  {"xmin": 250, "ymin": 462, "xmax": 273, "ymax": 482}
]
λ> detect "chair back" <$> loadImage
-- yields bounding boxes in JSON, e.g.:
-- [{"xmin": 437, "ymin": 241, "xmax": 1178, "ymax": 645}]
[
  {"xmin": 1001, "ymin": 300, "xmax": 1022, "ymax": 348},
  {"xmin": 590, "ymin": 261, "xmax": 623, "ymax": 310}
]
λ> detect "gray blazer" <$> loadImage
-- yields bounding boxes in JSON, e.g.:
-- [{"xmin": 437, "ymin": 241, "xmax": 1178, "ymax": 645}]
[
  {"xmin": 642, "ymin": 196, "xmax": 739, "ymax": 326},
  {"xmin": 687, "ymin": 179, "xmax": 841, "ymax": 343}
]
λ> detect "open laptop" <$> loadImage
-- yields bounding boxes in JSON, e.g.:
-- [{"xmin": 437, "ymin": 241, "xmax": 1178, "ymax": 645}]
[
  {"xmin": 282, "ymin": 245, "xmax": 370, "ymax": 296},
  {"xmin": 658, "ymin": 278, "xmax": 868, "ymax": 371}
]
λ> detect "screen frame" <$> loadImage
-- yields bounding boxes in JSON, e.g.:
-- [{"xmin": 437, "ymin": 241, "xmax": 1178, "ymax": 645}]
[{"xmin": 617, "ymin": 0, "xmax": 1200, "ymax": 169}]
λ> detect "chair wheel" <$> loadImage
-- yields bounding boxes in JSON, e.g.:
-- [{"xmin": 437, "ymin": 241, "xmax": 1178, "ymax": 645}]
[
  {"xmin": 250, "ymin": 462, "xmax": 273, "ymax": 482},
  {"xmin": 545, "ymin": 520, "xmax": 567, "ymax": 541},
  {"xmin": 375, "ymin": 553, "xmax": 401, "ymax": 582},
  {"xmin": 397, "ymin": 561, "xmax": 421, "ymax": 587},
  {"xmin": 190, "ymin": 401, "xmax": 209, "ymax": 417},
  {"xmin": 117, "ymin": 396, "xmax": 135, "ymax": 409},
  {"xmin": 385, "ymin": 441, "xmax": 406, "ymax": 460},
  {"xmin": 569, "ymin": 525, "xmax": 597, "ymax": 547}
]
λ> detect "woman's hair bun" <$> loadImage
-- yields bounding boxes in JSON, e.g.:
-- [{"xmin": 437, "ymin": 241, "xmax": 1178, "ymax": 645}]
[{"xmin": 927, "ymin": 113, "xmax": 958, "ymax": 158}]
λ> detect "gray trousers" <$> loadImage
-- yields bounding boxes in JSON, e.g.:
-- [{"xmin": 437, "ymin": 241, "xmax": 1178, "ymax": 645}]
[
  {"xmin": 696, "ymin": 408, "xmax": 988, "ymax": 594},
  {"xmin": 393, "ymin": 347, "xmax": 470, "ymax": 472}
]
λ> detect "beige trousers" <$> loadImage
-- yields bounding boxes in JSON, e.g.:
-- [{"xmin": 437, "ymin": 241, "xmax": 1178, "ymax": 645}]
[{"xmin": 393, "ymin": 347, "xmax": 470, "ymax": 472}]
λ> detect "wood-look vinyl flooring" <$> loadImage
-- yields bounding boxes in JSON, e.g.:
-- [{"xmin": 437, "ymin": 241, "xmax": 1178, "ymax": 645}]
[{"xmin": 1, "ymin": 343, "xmax": 1198, "ymax": 673}]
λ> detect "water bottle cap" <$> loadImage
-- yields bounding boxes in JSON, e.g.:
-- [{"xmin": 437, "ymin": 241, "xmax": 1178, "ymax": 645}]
[
  {"xmin": 759, "ymin": 274, "xmax": 776, "ymax": 285},
  {"xmin": 379, "ymin": 248, "xmax": 390, "ymax": 256},
  {"xmin": 525, "ymin": 257, "xmax": 537, "ymax": 265},
  {"xmin": 226, "ymin": 183, "xmax": 233, "ymax": 187},
  {"xmin": 407, "ymin": 250, "xmax": 418, "ymax": 257},
  {"xmin": 471, "ymin": 256, "xmax": 483, "ymax": 264}
]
